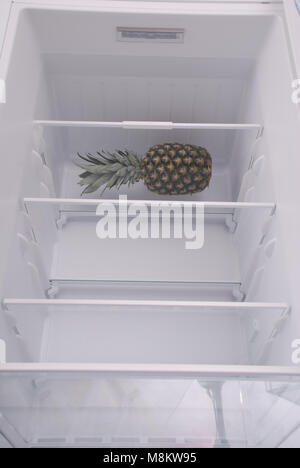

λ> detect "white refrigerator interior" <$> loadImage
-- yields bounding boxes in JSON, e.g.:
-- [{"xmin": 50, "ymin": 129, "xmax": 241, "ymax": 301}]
[{"xmin": 0, "ymin": 0, "xmax": 300, "ymax": 448}]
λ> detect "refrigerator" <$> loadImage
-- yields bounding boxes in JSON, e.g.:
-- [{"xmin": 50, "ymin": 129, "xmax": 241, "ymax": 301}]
[{"xmin": 0, "ymin": 0, "xmax": 300, "ymax": 448}]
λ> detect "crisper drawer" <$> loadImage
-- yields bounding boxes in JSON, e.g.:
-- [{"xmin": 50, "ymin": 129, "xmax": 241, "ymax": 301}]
[{"xmin": 0, "ymin": 367, "xmax": 300, "ymax": 448}]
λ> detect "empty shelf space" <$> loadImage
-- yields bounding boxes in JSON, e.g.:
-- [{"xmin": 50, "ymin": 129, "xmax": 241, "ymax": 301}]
[
  {"xmin": 22, "ymin": 198, "xmax": 275, "ymax": 292},
  {"xmin": 3, "ymin": 299, "xmax": 289, "ymax": 366},
  {"xmin": 51, "ymin": 217, "xmax": 240, "ymax": 284}
]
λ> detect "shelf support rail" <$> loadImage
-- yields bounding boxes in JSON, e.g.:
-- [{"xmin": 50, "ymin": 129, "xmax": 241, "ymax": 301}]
[{"xmin": 34, "ymin": 120, "xmax": 263, "ymax": 133}]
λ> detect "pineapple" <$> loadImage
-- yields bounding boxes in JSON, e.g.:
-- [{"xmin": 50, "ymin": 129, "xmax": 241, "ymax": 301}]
[{"xmin": 77, "ymin": 143, "xmax": 212, "ymax": 196}]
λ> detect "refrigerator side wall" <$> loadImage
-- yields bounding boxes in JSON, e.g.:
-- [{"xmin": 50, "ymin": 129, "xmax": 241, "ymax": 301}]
[{"xmin": 0, "ymin": 9, "xmax": 47, "ymax": 360}]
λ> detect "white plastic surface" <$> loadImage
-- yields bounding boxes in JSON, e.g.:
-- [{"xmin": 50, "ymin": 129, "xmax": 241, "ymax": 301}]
[
  {"xmin": 0, "ymin": 1, "xmax": 11, "ymax": 57},
  {"xmin": 284, "ymin": 0, "xmax": 300, "ymax": 76},
  {"xmin": 0, "ymin": 1, "xmax": 11, "ymax": 104},
  {"xmin": 0, "ymin": 339, "xmax": 6, "ymax": 364},
  {"xmin": 0, "ymin": 0, "xmax": 299, "ymax": 447}
]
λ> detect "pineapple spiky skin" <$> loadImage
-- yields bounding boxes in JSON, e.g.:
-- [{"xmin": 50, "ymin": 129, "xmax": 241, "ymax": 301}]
[
  {"xmin": 77, "ymin": 143, "xmax": 212, "ymax": 196},
  {"xmin": 140, "ymin": 143, "xmax": 212, "ymax": 195}
]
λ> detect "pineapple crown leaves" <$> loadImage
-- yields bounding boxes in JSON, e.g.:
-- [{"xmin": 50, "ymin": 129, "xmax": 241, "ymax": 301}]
[{"xmin": 76, "ymin": 149, "xmax": 142, "ymax": 195}]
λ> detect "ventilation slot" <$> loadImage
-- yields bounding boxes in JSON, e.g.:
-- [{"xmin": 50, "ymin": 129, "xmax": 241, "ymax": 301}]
[{"xmin": 117, "ymin": 27, "xmax": 184, "ymax": 43}]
